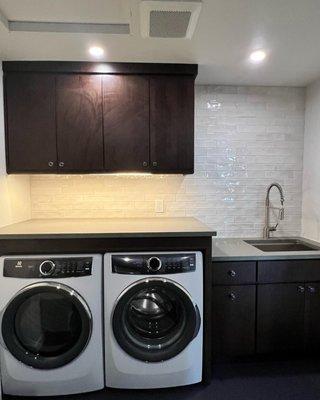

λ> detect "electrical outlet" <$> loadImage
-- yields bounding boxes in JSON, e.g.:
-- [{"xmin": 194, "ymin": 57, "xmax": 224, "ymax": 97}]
[{"xmin": 155, "ymin": 199, "xmax": 164, "ymax": 213}]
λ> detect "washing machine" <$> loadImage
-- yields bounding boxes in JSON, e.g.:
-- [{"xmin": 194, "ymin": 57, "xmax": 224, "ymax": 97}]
[
  {"xmin": 104, "ymin": 251, "xmax": 203, "ymax": 389},
  {"xmin": 0, "ymin": 254, "xmax": 104, "ymax": 397}
]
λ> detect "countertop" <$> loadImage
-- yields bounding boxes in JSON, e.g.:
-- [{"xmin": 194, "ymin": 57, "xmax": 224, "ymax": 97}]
[
  {"xmin": 212, "ymin": 237, "xmax": 320, "ymax": 261},
  {"xmin": 0, "ymin": 217, "xmax": 216, "ymax": 239}
]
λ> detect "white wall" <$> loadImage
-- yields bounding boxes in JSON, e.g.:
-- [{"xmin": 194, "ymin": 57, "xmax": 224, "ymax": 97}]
[
  {"xmin": 302, "ymin": 79, "xmax": 320, "ymax": 240},
  {"xmin": 0, "ymin": 63, "xmax": 31, "ymax": 227},
  {"xmin": 30, "ymin": 85, "xmax": 305, "ymax": 238}
]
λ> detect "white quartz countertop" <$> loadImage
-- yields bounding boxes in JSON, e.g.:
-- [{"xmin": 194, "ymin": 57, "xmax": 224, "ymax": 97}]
[
  {"xmin": 0, "ymin": 217, "xmax": 215, "ymax": 239},
  {"xmin": 212, "ymin": 237, "xmax": 320, "ymax": 261}
]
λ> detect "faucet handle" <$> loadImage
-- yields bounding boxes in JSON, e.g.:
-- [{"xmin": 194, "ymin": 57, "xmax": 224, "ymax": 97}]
[{"xmin": 279, "ymin": 207, "xmax": 285, "ymax": 220}]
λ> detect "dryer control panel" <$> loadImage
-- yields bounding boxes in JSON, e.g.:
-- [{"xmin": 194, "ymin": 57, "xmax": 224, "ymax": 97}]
[
  {"xmin": 3, "ymin": 257, "xmax": 92, "ymax": 278},
  {"xmin": 112, "ymin": 253, "xmax": 196, "ymax": 275}
]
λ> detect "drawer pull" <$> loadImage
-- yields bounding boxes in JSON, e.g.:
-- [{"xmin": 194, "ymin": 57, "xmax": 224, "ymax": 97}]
[
  {"xmin": 307, "ymin": 286, "xmax": 316, "ymax": 294},
  {"xmin": 228, "ymin": 293, "xmax": 236, "ymax": 301},
  {"xmin": 297, "ymin": 285, "xmax": 305, "ymax": 293},
  {"xmin": 228, "ymin": 270, "xmax": 236, "ymax": 277}
]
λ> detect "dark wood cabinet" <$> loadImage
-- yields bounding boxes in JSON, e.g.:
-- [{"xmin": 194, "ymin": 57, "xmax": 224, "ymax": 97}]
[
  {"xmin": 212, "ymin": 285, "xmax": 256, "ymax": 357},
  {"xmin": 150, "ymin": 76, "xmax": 194, "ymax": 173},
  {"xmin": 56, "ymin": 75, "xmax": 104, "ymax": 172},
  {"xmin": 5, "ymin": 73, "xmax": 57, "ymax": 172},
  {"xmin": 258, "ymin": 259, "xmax": 320, "ymax": 283},
  {"xmin": 103, "ymin": 75, "xmax": 149, "ymax": 172},
  {"xmin": 3, "ymin": 62, "xmax": 197, "ymax": 174},
  {"xmin": 304, "ymin": 283, "xmax": 320, "ymax": 353},
  {"xmin": 257, "ymin": 283, "xmax": 305, "ymax": 354},
  {"xmin": 212, "ymin": 258, "xmax": 320, "ymax": 361},
  {"xmin": 213, "ymin": 261, "xmax": 256, "ymax": 285}
]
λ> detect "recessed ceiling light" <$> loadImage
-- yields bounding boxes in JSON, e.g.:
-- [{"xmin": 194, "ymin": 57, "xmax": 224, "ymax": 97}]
[
  {"xmin": 89, "ymin": 46, "xmax": 104, "ymax": 58},
  {"xmin": 249, "ymin": 50, "xmax": 267, "ymax": 64}
]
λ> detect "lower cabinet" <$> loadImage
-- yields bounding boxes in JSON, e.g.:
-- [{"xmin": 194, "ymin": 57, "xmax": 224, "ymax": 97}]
[
  {"xmin": 257, "ymin": 283, "xmax": 320, "ymax": 355},
  {"xmin": 212, "ymin": 259, "xmax": 320, "ymax": 360},
  {"xmin": 304, "ymin": 283, "xmax": 320, "ymax": 354},
  {"xmin": 212, "ymin": 285, "xmax": 256, "ymax": 357},
  {"xmin": 257, "ymin": 284, "xmax": 305, "ymax": 354}
]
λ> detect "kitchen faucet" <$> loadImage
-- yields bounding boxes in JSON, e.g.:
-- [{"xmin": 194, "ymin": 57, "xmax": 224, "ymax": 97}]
[{"xmin": 263, "ymin": 183, "xmax": 285, "ymax": 239}]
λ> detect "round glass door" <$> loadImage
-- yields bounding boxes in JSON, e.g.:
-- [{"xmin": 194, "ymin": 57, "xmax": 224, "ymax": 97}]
[
  {"xmin": 112, "ymin": 278, "xmax": 200, "ymax": 362},
  {"xmin": 1, "ymin": 283, "xmax": 92, "ymax": 369}
]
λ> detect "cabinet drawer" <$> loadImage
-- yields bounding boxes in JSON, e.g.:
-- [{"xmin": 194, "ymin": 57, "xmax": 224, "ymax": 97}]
[
  {"xmin": 258, "ymin": 259, "xmax": 320, "ymax": 283},
  {"xmin": 213, "ymin": 261, "xmax": 256, "ymax": 285}
]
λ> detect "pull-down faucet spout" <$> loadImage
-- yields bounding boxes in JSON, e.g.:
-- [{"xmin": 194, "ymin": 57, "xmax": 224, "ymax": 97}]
[{"xmin": 263, "ymin": 183, "xmax": 285, "ymax": 239}]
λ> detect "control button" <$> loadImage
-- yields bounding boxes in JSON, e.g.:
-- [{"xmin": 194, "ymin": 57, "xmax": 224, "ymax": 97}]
[
  {"xmin": 39, "ymin": 260, "xmax": 56, "ymax": 277},
  {"xmin": 54, "ymin": 263, "xmax": 62, "ymax": 273},
  {"xmin": 69, "ymin": 261, "xmax": 76, "ymax": 273},
  {"xmin": 84, "ymin": 261, "xmax": 92, "ymax": 273},
  {"xmin": 147, "ymin": 257, "xmax": 162, "ymax": 272},
  {"xmin": 77, "ymin": 261, "xmax": 85, "ymax": 272}
]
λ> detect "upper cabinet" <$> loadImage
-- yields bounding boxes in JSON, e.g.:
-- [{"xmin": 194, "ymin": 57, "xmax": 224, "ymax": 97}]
[
  {"xmin": 150, "ymin": 76, "xmax": 194, "ymax": 173},
  {"xmin": 3, "ymin": 62, "xmax": 197, "ymax": 174},
  {"xmin": 56, "ymin": 74, "xmax": 104, "ymax": 172},
  {"xmin": 103, "ymin": 75, "xmax": 150, "ymax": 172},
  {"xmin": 5, "ymin": 73, "xmax": 57, "ymax": 173}
]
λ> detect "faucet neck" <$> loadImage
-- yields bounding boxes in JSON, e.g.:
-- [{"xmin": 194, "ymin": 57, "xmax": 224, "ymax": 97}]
[
  {"xmin": 266, "ymin": 182, "xmax": 285, "ymax": 203},
  {"xmin": 263, "ymin": 182, "xmax": 285, "ymax": 239}
]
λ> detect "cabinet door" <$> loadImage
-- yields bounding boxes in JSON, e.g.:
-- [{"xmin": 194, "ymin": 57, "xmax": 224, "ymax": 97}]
[
  {"xmin": 150, "ymin": 76, "xmax": 194, "ymax": 173},
  {"xmin": 304, "ymin": 283, "xmax": 320, "ymax": 354},
  {"xmin": 5, "ymin": 73, "xmax": 57, "ymax": 172},
  {"xmin": 103, "ymin": 75, "xmax": 149, "ymax": 172},
  {"xmin": 56, "ymin": 74, "xmax": 104, "ymax": 172},
  {"xmin": 257, "ymin": 284, "xmax": 305, "ymax": 354},
  {"xmin": 212, "ymin": 285, "xmax": 256, "ymax": 357}
]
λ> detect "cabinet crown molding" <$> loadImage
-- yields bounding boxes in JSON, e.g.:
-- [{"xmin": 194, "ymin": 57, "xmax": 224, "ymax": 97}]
[{"xmin": 2, "ymin": 61, "xmax": 198, "ymax": 77}]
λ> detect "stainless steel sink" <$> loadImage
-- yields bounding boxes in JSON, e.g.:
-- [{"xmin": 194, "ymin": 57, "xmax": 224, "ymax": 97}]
[{"xmin": 245, "ymin": 238, "xmax": 320, "ymax": 252}]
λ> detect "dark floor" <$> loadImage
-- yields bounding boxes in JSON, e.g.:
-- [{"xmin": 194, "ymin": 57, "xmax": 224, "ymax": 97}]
[{"xmin": 6, "ymin": 359, "xmax": 320, "ymax": 400}]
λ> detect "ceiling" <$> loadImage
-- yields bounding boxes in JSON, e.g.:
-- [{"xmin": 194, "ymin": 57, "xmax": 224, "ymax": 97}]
[{"xmin": 0, "ymin": 0, "xmax": 320, "ymax": 86}]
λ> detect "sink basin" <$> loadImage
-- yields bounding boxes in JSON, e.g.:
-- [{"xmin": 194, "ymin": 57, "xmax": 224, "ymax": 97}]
[{"xmin": 245, "ymin": 238, "xmax": 320, "ymax": 252}]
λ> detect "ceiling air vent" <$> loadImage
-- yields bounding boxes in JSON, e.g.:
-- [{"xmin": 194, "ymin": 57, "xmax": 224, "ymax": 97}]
[{"xmin": 140, "ymin": 0, "xmax": 202, "ymax": 39}]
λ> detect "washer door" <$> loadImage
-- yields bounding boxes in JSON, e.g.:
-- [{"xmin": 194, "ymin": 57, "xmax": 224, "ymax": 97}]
[
  {"xmin": 112, "ymin": 278, "xmax": 201, "ymax": 362},
  {"xmin": 1, "ymin": 282, "xmax": 92, "ymax": 369}
]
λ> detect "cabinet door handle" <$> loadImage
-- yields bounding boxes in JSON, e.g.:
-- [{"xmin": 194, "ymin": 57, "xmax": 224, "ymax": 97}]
[
  {"xmin": 152, "ymin": 161, "xmax": 158, "ymax": 167},
  {"xmin": 297, "ymin": 285, "xmax": 305, "ymax": 293},
  {"xmin": 48, "ymin": 161, "xmax": 54, "ymax": 167},
  {"xmin": 228, "ymin": 293, "xmax": 236, "ymax": 301},
  {"xmin": 143, "ymin": 161, "xmax": 148, "ymax": 167},
  {"xmin": 307, "ymin": 286, "xmax": 316, "ymax": 294},
  {"xmin": 228, "ymin": 270, "xmax": 236, "ymax": 277},
  {"xmin": 59, "ymin": 162, "xmax": 64, "ymax": 168}
]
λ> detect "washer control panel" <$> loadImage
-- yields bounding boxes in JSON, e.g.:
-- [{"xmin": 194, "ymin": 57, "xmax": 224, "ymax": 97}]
[
  {"xmin": 3, "ymin": 257, "xmax": 92, "ymax": 278},
  {"xmin": 112, "ymin": 253, "xmax": 196, "ymax": 275}
]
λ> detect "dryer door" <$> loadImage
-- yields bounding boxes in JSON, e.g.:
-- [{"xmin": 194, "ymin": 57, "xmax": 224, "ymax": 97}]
[
  {"xmin": 112, "ymin": 278, "xmax": 201, "ymax": 362},
  {"xmin": 1, "ymin": 282, "xmax": 92, "ymax": 369}
]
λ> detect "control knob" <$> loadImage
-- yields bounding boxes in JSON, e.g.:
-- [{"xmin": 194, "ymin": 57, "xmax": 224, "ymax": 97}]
[
  {"xmin": 147, "ymin": 257, "xmax": 162, "ymax": 272},
  {"xmin": 39, "ymin": 260, "xmax": 56, "ymax": 276}
]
